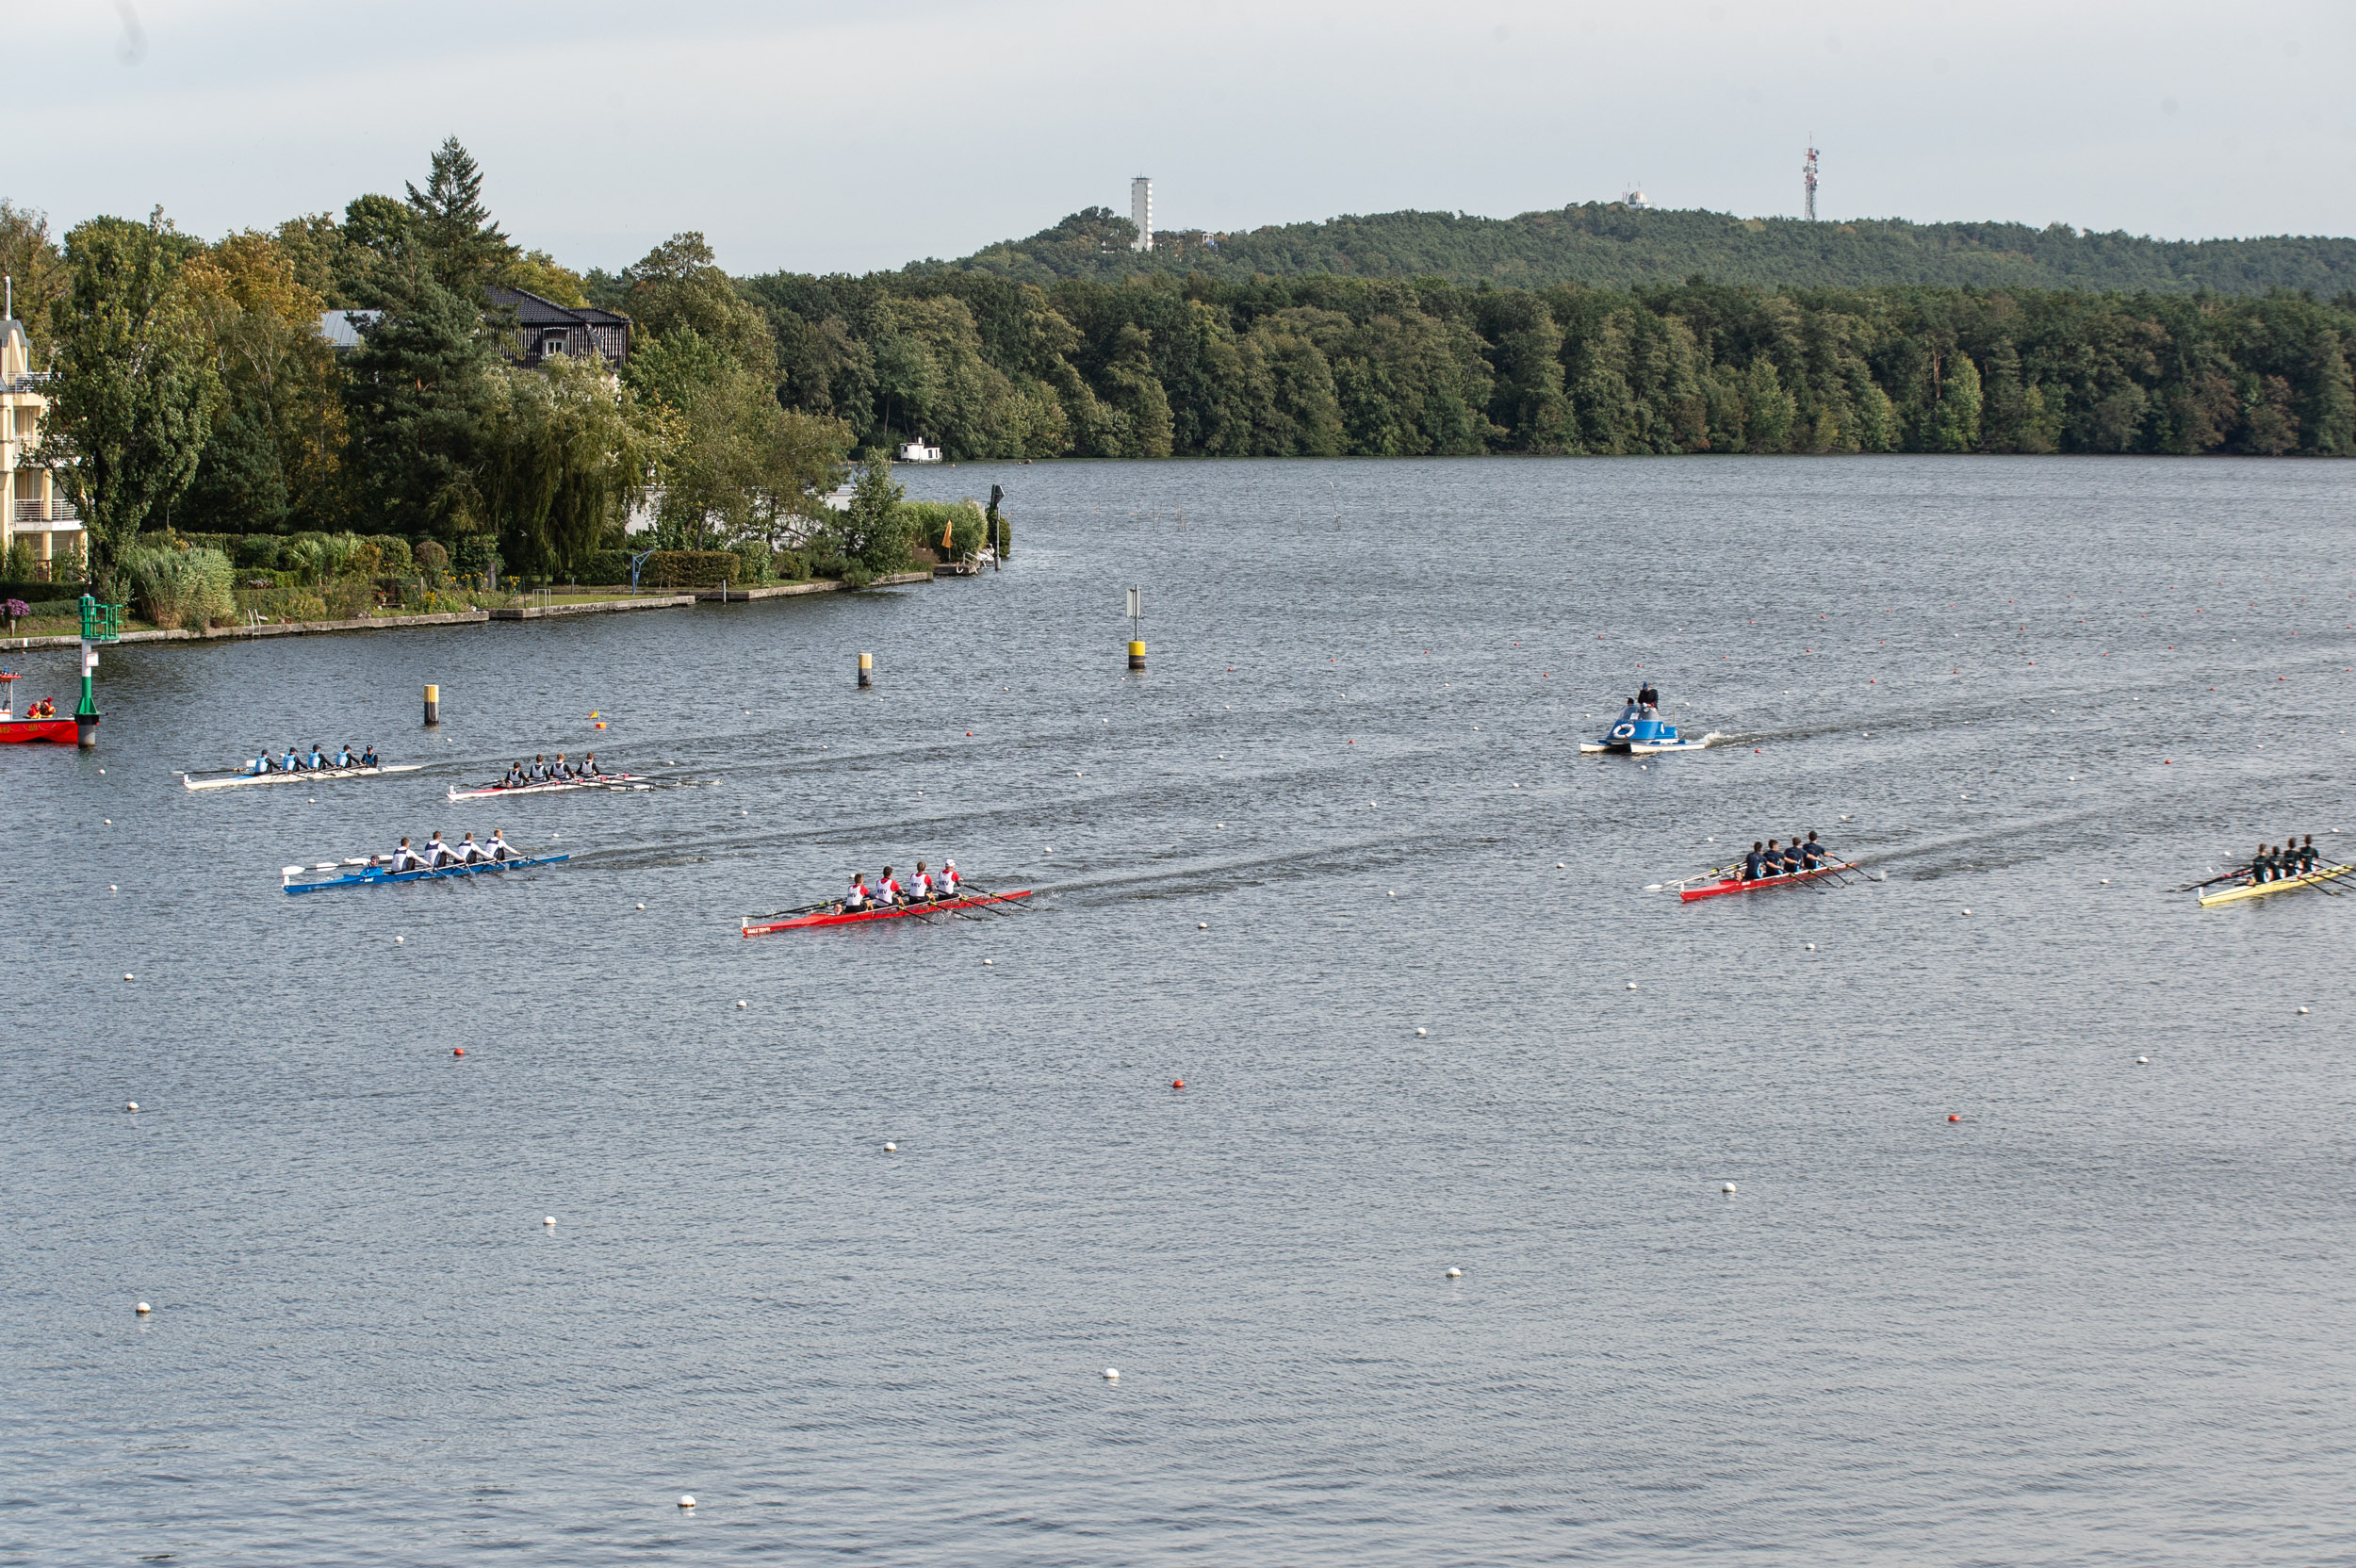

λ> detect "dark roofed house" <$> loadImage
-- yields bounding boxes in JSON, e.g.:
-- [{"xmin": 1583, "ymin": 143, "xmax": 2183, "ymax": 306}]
[{"xmin": 488, "ymin": 287, "xmax": 630, "ymax": 369}]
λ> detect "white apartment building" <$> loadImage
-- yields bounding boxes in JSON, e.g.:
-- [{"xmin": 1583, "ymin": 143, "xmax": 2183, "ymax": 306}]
[{"xmin": 1, "ymin": 315, "xmax": 78, "ymax": 579}]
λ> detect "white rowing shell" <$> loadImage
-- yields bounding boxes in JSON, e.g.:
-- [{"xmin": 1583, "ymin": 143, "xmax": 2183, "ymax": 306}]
[{"xmin": 184, "ymin": 764, "xmax": 423, "ymax": 792}]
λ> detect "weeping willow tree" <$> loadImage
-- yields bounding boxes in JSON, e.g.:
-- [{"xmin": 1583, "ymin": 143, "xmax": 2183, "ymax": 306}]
[{"xmin": 473, "ymin": 354, "xmax": 664, "ymax": 580}]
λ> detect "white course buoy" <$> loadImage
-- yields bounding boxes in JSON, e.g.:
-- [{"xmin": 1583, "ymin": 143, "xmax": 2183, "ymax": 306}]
[
  {"xmin": 2298, "ymin": 1006, "xmax": 2310, "ymax": 1015},
  {"xmin": 123, "ymin": 973, "xmax": 133, "ymax": 982},
  {"xmin": 983, "ymin": 958, "xmax": 993, "ymax": 966},
  {"xmin": 1388, "ymin": 890, "xmax": 1397, "ymax": 898},
  {"xmin": 884, "ymin": 1142, "xmax": 898, "ymax": 1152},
  {"xmin": 395, "ymin": 936, "xmax": 404, "ymax": 944},
  {"xmin": 1961, "ymin": 908, "xmax": 1972, "ymax": 916},
  {"xmin": 135, "ymin": 1301, "xmax": 151, "ymax": 1315},
  {"xmin": 636, "ymin": 904, "xmax": 646, "ymax": 910},
  {"xmin": 736, "ymin": 1000, "xmax": 746, "ymax": 1009},
  {"xmin": 1805, "ymin": 943, "xmax": 1816, "ymax": 951},
  {"xmin": 2100, "ymin": 879, "xmax": 2110, "ymax": 885},
  {"xmin": 1722, "ymin": 1183, "xmax": 1738, "ymax": 1196},
  {"xmin": 1445, "ymin": 1266, "xmax": 1462, "ymax": 1279},
  {"xmin": 679, "ymin": 1494, "xmax": 695, "ymax": 1510},
  {"xmin": 1415, "ymin": 1027, "xmax": 1427, "ymax": 1037},
  {"xmin": 109, "ymin": 886, "xmax": 117, "ymax": 892},
  {"xmin": 1103, "ymin": 1368, "xmax": 1120, "ymax": 1381},
  {"xmin": 126, "ymin": 1102, "xmax": 138, "ymax": 1112},
  {"xmin": 1198, "ymin": 923, "xmax": 1208, "ymax": 930},
  {"xmin": 1557, "ymin": 862, "xmax": 1566, "ymax": 869},
  {"xmin": 2135, "ymin": 1056, "xmax": 2150, "ymax": 1066},
  {"xmin": 1627, "ymin": 982, "xmax": 1639, "ymax": 990}
]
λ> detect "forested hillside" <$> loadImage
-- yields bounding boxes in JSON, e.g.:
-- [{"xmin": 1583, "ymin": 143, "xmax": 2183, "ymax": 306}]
[
  {"xmin": 743, "ymin": 269, "xmax": 2356, "ymax": 460},
  {"xmin": 929, "ymin": 204, "xmax": 2356, "ymax": 298}
]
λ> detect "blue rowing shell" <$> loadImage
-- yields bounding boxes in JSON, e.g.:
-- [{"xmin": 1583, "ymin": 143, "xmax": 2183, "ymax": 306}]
[{"xmin": 283, "ymin": 853, "xmax": 571, "ymax": 895}]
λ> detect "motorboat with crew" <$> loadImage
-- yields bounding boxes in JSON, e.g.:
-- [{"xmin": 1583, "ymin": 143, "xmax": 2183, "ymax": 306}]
[{"xmin": 1579, "ymin": 683, "xmax": 1719, "ymax": 756}]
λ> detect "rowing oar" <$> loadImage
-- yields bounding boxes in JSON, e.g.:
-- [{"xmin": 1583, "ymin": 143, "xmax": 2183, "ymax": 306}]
[
  {"xmin": 2169, "ymin": 866, "xmax": 2250, "ymax": 893},
  {"xmin": 750, "ymin": 899, "xmax": 838, "ymax": 921},
  {"xmin": 1645, "ymin": 864, "xmax": 1735, "ymax": 892}
]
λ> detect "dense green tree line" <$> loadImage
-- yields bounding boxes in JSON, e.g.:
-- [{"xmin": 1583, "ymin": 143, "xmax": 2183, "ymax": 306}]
[
  {"xmin": 938, "ymin": 204, "xmax": 2356, "ymax": 296},
  {"xmin": 740, "ymin": 270, "xmax": 2356, "ymax": 459},
  {"xmin": 16, "ymin": 153, "xmax": 2356, "ymax": 593}
]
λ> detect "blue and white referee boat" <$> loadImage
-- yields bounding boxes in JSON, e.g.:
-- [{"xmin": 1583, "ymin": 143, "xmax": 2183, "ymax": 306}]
[{"xmin": 1579, "ymin": 698, "xmax": 1719, "ymax": 756}]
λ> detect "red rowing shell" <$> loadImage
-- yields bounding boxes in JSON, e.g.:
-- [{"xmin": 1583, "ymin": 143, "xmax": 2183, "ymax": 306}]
[
  {"xmin": 743, "ymin": 889, "xmax": 1033, "ymax": 936},
  {"xmin": 1678, "ymin": 862, "xmax": 1856, "ymax": 902},
  {"xmin": 0, "ymin": 716, "xmax": 78, "ymax": 743}
]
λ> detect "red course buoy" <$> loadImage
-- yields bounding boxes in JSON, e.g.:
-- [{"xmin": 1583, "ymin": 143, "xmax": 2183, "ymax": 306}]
[
  {"xmin": 1947, "ymin": 1113, "xmax": 1959, "ymax": 1122},
  {"xmin": 1171, "ymin": 1079, "xmax": 1185, "ymax": 1089},
  {"xmin": 454, "ymin": 1048, "xmax": 466, "ymax": 1057}
]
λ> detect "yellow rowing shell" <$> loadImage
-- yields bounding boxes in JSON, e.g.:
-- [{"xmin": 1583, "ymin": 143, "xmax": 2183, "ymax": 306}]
[{"xmin": 2198, "ymin": 863, "xmax": 2353, "ymax": 906}]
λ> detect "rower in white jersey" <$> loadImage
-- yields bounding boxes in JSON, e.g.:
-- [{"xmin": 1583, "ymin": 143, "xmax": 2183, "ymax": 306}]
[
  {"xmin": 486, "ymin": 828, "xmax": 514, "ymax": 862},
  {"xmin": 423, "ymin": 830, "xmax": 455, "ymax": 868},
  {"xmin": 454, "ymin": 830, "xmax": 485, "ymax": 864},
  {"xmin": 940, "ymin": 858, "xmax": 960, "ymax": 898},
  {"xmin": 389, "ymin": 836, "xmax": 423, "ymax": 874},
  {"xmin": 876, "ymin": 866, "xmax": 906, "ymax": 906},
  {"xmin": 839, "ymin": 873, "xmax": 873, "ymax": 912},
  {"xmin": 909, "ymin": 860, "xmax": 938, "ymax": 901}
]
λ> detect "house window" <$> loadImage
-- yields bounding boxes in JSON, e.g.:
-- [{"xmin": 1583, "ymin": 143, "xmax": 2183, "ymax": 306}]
[{"xmin": 541, "ymin": 330, "xmax": 568, "ymax": 357}]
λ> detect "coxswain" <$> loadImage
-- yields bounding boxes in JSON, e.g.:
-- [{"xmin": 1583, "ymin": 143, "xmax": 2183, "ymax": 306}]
[
  {"xmin": 877, "ymin": 865, "xmax": 905, "ymax": 906},
  {"xmin": 941, "ymin": 858, "xmax": 961, "ymax": 898},
  {"xmin": 840, "ymin": 873, "xmax": 873, "ymax": 912},
  {"xmin": 910, "ymin": 860, "xmax": 937, "ymax": 901},
  {"xmin": 486, "ymin": 828, "xmax": 513, "ymax": 862},
  {"xmin": 359, "ymin": 743, "xmax": 379, "ymax": 769},
  {"xmin": 390, "ymin": 836, "xmax": 423, "ymax": 874}
]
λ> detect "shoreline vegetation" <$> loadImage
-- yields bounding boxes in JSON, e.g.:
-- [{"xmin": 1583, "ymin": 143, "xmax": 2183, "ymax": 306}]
[{"xmin": 8, "ymin": 146, "xmax": 2350, "ymax": 637}]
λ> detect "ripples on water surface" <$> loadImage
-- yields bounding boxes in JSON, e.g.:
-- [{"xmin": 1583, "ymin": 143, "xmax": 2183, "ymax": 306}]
[{"xmin": 5, "ymin": 457, "xmax": 2353, "ymax": 1565}]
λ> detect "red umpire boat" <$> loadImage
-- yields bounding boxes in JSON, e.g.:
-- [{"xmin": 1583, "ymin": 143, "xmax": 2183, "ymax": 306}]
[
  {"xmin": 743, "ymin": 889, "xmax": 1032, "ymax": 936},
  {"xmin": 0, "ymin": 672, "xmax": 77, "ymax": 743},
  {"xmin": 1679, "ymin": 861, "xmax": 1857, "ymax": 902}
]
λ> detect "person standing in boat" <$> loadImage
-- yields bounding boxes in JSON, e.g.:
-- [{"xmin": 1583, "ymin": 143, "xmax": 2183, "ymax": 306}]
[{"xmin": 1639, "ymin": 682, "xmax": 1660, "ymax": 710}]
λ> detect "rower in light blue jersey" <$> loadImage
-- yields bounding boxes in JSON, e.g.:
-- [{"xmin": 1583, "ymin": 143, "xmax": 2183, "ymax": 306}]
[{"xmin": 279, "ymin": 747, "xmax": 303, "ymax": 773}]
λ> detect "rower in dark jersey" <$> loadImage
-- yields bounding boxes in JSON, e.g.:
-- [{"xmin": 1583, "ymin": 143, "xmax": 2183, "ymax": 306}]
[
  {"xmin": 1743, "ymin": 841, "xmax": 1766, "ymax": 880},
  {"xmin": 1799, "ymin": 832, "xmax": 1825, "ymax": 871},
  {"xmin": 2250, "ymin": 843, "xmax": 2275, "ymax": 884}
]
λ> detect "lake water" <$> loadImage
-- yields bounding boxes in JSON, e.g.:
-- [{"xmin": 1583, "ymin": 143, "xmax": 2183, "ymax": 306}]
[{"xmin": 4, "ymin": 456, "xmax": 2352, "ymax": 1566}]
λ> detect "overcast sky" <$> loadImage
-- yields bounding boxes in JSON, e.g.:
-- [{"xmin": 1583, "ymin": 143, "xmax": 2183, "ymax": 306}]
[{"xmin": 11, "ymin": 0, "xmax": 2354, "ymax": 278}]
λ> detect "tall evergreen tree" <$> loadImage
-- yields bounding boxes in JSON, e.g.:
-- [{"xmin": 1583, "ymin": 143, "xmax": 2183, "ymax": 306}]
[
  {"xmin": 341, "ymin": 266, "xmax": 497, "ymax": 538},
  {"xmin": 404, "ymin": 137, "xmax": 517, "ymax": 294}
]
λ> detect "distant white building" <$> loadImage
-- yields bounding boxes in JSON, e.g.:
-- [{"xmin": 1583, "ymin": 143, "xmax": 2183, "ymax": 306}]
[
  {"xmin": 1131, "ymin": 176, "xmax": 1153, "ymax": 252},
  {"xmin": 1, "ymin": 315, "xmax": 81, "ymax": 580},
  {"xmin": 1621, "ymin": 186, "xmax": 1653, "ymax": 210}
]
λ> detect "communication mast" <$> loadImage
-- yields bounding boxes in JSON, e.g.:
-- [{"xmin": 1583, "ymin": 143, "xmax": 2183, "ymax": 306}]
[{"xmin": 1803, "ymin": 142, "xmax": 1820, "ymax": 221}]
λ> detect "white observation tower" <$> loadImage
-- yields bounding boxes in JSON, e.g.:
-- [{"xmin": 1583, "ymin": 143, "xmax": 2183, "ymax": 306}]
[{"xmin": 1131, "ymin": 176, "xmax": 1153, "ymax": 252}]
